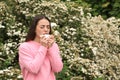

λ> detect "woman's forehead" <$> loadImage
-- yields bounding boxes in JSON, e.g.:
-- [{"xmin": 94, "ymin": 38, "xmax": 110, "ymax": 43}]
[{"xmin": 38, "ymin": 19, "xmax": 50, "ymax": 25}]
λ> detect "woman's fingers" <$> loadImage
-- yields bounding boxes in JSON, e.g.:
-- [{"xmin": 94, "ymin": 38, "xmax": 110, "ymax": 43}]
[
  {"xmin": 39, "ymin": 35, "xmax": 55, "ymax": 48},
  {"xmin": 40, "ymin": 36, "xmax": 48, "ymax": 47},
  {"xmin": 48, "ymin": 35, "xmax": 55, "ymax": 48}
]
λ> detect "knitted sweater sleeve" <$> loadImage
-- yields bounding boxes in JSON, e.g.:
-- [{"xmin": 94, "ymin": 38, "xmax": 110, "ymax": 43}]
[
  {"xmin": 19, "ymin": 43, "xmax": 47, "ymax": 74},
  {"xmin": 48, "ymin": 43, "xmax": 63, "ymax": 72}
]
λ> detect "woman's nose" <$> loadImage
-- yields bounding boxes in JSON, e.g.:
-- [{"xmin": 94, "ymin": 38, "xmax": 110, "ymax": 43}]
[{"xmin": 44, "ymin": 26, "xmax": 48, "ymax": 31}]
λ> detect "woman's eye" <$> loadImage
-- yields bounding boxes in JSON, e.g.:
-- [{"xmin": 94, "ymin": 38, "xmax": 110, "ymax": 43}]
[
  {"xmin": 47, "ymin": 25, "xmax": 50, "ymax": 29},
  {"xmin": 40, "ymin": 25, "xmax": 44, "ymax": 29}
]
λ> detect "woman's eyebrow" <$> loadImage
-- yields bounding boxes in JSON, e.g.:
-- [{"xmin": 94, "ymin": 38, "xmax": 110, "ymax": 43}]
[{"xmin": 40, "ymin": 25, "xmax": 50, "ymax": 26}]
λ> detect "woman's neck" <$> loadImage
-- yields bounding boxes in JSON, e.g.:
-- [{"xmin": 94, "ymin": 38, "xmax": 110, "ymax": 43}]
[{"xmin": 34, "ymin": 37, "xmax": 39, "ymax": 43}]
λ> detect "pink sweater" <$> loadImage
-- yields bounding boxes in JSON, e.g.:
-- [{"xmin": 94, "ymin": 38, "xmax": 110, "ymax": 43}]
[{"xmin": 18, "ymin": 41, "xmax": 63, "ymax": 80}]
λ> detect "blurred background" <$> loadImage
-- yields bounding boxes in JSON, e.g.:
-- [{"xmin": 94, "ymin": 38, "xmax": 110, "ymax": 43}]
[{"xmin": 0, "ymin": 0, "xmax": 120, "ymax": 80}]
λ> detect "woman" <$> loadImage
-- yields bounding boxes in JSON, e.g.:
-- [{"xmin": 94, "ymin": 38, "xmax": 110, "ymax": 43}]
[{"xmin": 18, "ymin": 15, "xmax": 63, "ymax": 80}]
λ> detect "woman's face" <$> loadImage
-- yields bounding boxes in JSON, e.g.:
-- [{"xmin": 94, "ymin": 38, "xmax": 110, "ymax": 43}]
[{"xmin": 35, "ymin": 18, "xmax": 50, "ymax": 37}]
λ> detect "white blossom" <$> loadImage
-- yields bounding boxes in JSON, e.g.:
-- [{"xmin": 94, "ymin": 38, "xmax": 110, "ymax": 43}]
[
  {"xmin": 18, "ymin": 0, "xmax": 29, "ymax": 3},
  {"xmin": 51, "ymin": 22, "xmax": 57, "ymax": 27},
  {"xmin": 88, "ymin": 41, "xmax": 92, "ymax": 46},
  {"xmin": 0, "ymin": 25, "xmax": 5, "ymax": 28},
  {"xmin": 54, "ymin": 30, "xmax": 60, "ymax": 36}
]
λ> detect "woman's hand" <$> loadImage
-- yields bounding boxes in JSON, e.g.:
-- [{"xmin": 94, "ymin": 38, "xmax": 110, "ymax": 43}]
[
  {"xmin": 39, "ymin": 35, "xmax": 48, "ymax": 47},
  {"xmin": 47, "ymin": 35, "xmax": 55, "ymax": 48}
]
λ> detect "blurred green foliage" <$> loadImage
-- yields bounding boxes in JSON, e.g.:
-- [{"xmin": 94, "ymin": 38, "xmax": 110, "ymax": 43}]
[
  {"xmin": 61, "ymin": 0, "xmax": 120, "ymax": 19},
  {"xmin": 84, "ymin": 0, "xmax": 120, "ymax": 19}
]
